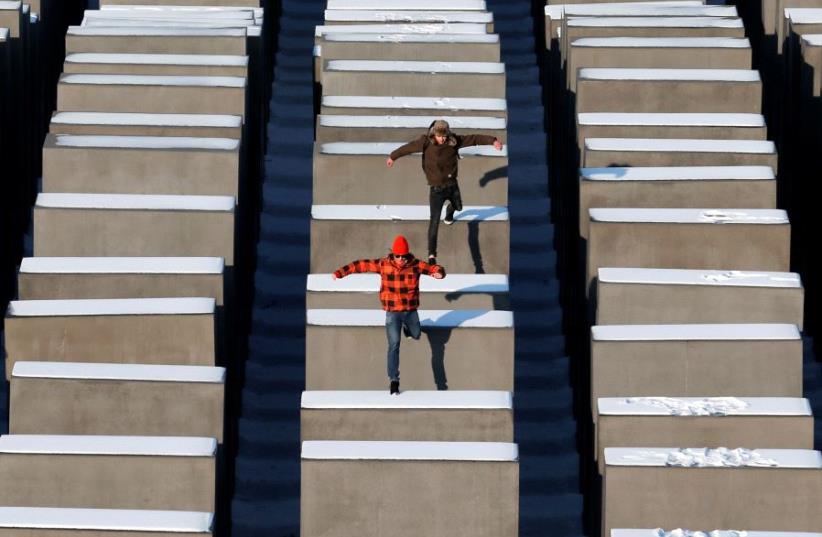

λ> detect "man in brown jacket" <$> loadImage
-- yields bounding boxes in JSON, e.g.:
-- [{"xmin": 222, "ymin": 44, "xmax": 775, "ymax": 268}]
[{"xmin": 386, "ymin": 119, "xmax": 502, "ymax": 264}]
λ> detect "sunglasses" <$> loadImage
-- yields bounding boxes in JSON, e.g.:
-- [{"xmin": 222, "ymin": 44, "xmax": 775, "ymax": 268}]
[{"xmin": 392, "ymin": 254, "xmax": 412, "ymax": 261}]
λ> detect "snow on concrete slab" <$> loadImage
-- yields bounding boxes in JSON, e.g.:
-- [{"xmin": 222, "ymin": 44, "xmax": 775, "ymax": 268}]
[
  {"xmin": 0, "ymin": 28, "xmax": 8, "ymax": 41},
  {"xmin": 319, "ymin": 115, "xmax": 505, "ymax": 129},
  {"xmin": 323, "ymin": 32, "xmax": 498, "ymax": 44},
  {"xmin": 20, "ymin": 257, "xmax": 224, "ymax": 275},
  {"xmin": 605, "ymin": 447, "xmax": 822, "ymax": 468},
  {"xmin": 315, "ymin": 23, "xmax": 488, "ymax": 37},
  {"xmin": 584, "ymin": 138, "xmax": 774, "ymax": 153},
  {"xmin": 60, "ymin": 73, "xmax": 246, "ymax": 88},
  {"xmin": 0, "ymin": 507, "xmax": 213, "ymax": 533},
  {"xmin": 307, "ymin": 308, "xmax": 513, "ymax": 328},
  {"xmin": 302, "ymin": 440, "xmax": 518, "ymax": 462},
  {"xmin": 322, "ymin": 95, "xmax": 507, "ymax": 112},
  {"xmin": 326, "ymin": 59, "xmax": 504, "ymax": 74},
  {"xmin": 326, "ymin": 0, "xmax": 486, "ymax": 10},
  {"xmin": 51, "ymin": 111, "xmax": 242, "ymax": 128},
  {"xmin": 573, "ymin": 37, "xmax": 749, "ymax": 48},
  {"xmin": 52, "ymin": 134, "xmax": 238, "ymax": 151},
  {"xmin": 81, "ymin": 19, "xmax": 257, "ymax": 29},
  {"xmin": 311, "ymin": 204, "xmax": 508, "ymax": 222},
  {"xmin": 589, "ymin": 207, "xmax": 788, "ymax": 224},
  {"xmin": 597, "ymin": 268, "xmax": 800, "ymax": 288},
  {"xmin": 598, "ymin": 397, "xmax": 811, "ymax": 416},
  {"xmin": 65, "ymin": 52, "xmax": 247, "ymax": 66},
  {"xmin": 100, "ymin": 6, "xmax": 261, "ymax": 15},
  {"xmin": 13, "ymin": 361, "xmax": 225, "ymax": 384},
  {"xmin": 802, "ymin": 34, "xmax": 822, "ymax": 46},
  {"xmin": 578, "ymin": 113, "xmax": 764, "ymax": 127},
  {"xmin": 788, "ymin": 8, "xmax": 822, "ymax": 24},
  {"xmin": 85, "ymin": 8, "xmax": 253, "ymax": 20},
  {"xmin": 546, "ymin": 3, "xmax": 728, "ymax": 20},
  {"xmin": 613, "ymin": 530, "xmax": 822, "ymax": 537},
  {"xmin": 307, "ymin": 273, "xmax": 509, "ymax": 293},
  {"xmin": 36, "ymin": 192, "xmax": 235, "ymax": 212},
  {"xmin": 568, "ymin": 17, "xmax": 744, "ymax": 29},
  {"xmin": 0, "ymin": 434, "xmax": 217, "ymax": 457},
  {"xmin": 7, "ymin": 297, "xmax": 215, "ymax": 317},
  {"xmin": 67, "ymin": 25, "xmax": 245, "ymax": 36},
  {"xmin": 591, "ymin": 323, "xmax": 800, "ymax": 341},
  {"xmin": 320, "ymin": 141, "xmax": 507, "ymax": 156},
  {"xmin": 301, "ymin": 390, "xmax": 512, "ymax": 409},
  {"xmin": 324, "ymin": 9, "xmax": 493, "ymax": 23},
  {"xmin": 581, "ymin": 166, "xmax": 774, "ymax": 181},
  {"xmin": 579, "ymin": 67, "xmax": 758, "ymax": 81}
]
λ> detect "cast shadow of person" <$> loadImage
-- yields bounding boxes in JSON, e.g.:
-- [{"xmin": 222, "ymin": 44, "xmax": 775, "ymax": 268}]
[
  {"xmin": 478, "ymin": 165, "xmax": 508, "ymax": 188},
  {"xmin": 456, "ymin": 206, "xmax": 507, "ymax": 275},
  {"xmin": 419, "ymin": 309, "xmax": 487, "ymax": 391}
]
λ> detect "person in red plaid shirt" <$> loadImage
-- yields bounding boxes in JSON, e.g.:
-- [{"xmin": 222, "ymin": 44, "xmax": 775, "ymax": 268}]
[{"xmin": 332, "ymin": 235, "xmax": 446, "ymax": 394}]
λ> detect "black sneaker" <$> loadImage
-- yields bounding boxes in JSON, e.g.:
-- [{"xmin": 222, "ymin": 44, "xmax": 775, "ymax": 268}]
[
  {"xmin": 428, "ymin": 255, "xmax": 437, "ymax": 265},
  {"xmin": 443, "ymin": 213, "xmax": 454, "ymax": 225},
  {"xmin": 390, "ymin": 380, "xmax": 400, "ymax": 395}
]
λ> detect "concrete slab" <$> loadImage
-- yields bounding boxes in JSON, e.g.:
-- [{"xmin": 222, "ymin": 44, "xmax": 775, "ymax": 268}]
[
  {"xmin": 316, "ymin": 115, "xmax": 506, "ymax": 143},
  {"xmin": 311, "ymin": 204, "xmax": 509, "ymax": 274},
  {"xmin": 305, "ymin": 309, "xmax": 514, "ymax": 391},
  {"xmin": 613, "ymin": 531, "xmax": 822, "ymax": 537},
  {"xmin": 65, "ymin": 26, "xmax": 247, "ymax": 55},
  {"xmin": 63, "ymin": 52, "xmax": 248, "ymax": 77},
  {"xmin": 321, "ymin": 95, "xmax": 507, "ymax": 118},
  {"xmin": 313, "ymin": 143, "xmax": 508, "ymax": 206},
  {"xmin": 0, "ymin": 435, "xmax": 217, "ymax": 512},
  {"xmin": 49, "ymin": 111, "xmax": 243, "ymax": 138},
  {"xmin": 301, "ymin": 390, "xmax": 513, "ymax": 441},
  {"xmin": 301, "ymin": 440, "xmax": 518, "ymax": 537},
  {"xmin": 590, "ymin": 324, "xmax": 803, "ymax": 421},
  {"xmin": 581, "ymin": 138, "xmax": 778, "ymax": 168},
  {"xmin": 10, "ymin": 361, "xmax": 225, "ymax": 441},
  {"xmin": 596, "ymin": 267, "xmax": 804, "ymax": 327},
  {"xmin": 324, "ymin": 9, "xmax": 494, "ymax": 32}
]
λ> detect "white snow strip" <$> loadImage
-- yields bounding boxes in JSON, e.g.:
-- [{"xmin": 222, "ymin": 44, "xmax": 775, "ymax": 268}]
[
  {"xmin": 323, "ymin": 32, "xmax": 498, "ymax": 44},
  {"xmin": 52, "ymin": 111, "xmax": 242, "ymax": 128},
  {"xmin": 320, "ymin": 141, "xmax": 507, "ymax": 156},
  {"xmin": 324, "ymin": 9, "xmax": 493, "ymax": 23},
  {"xmin": 20, "ymin": 257, "xmax": 224, "ymax": 275},
  {"xmin": 588, "ymin": 207, "xmax": 788, "ymax": 224},
  {"xmin": 597, "ymin": 268, "xmax": 800, "ymax": 288},
  {"xmin": 326, "ymin": 59, "xmax": 504, "ymax": 74},
  {"xmin": 52, "ymin": 134, "xmax": 238, "ymax": 151},
  {"xmin": 613, "ymin": 530, "xmax": 822, "ymax": 537},
  {"xmin": 319, "ymin": 115, "xmax": 505, "ymax": 129},
  {"xmin": 598, "ymin": 397, "xmax": 811, "ymax": 416},
  {"xmin": 579, "ymin": 68, "xmax": 758, "ymax": 82},
  {"xmin": 85, "ymin": 8, "xmax": 252, "ymax": 20},
  {"xmin": 13, "ymin": 362, "xmax": 225, "ymax": 384},
  {"xmin": 307, "ymin": 273, "xmax": 509, "ymax": 293},
  {"xmin": 584, "ymin": 138, "xmax": 774, "ymax": 153},
  {"xmin": 546, "ymin": 3, "xmax": 728, "ymax": 19},
  {"xmin": 68, "ymin": 25, "xmax": 245, "ymax": 36},
  {"xmin": 0, "ymin": 435, "xmax": 217, "ymax": 457},
  {"xmin": 790, "ymin": 9, "xmax": 822, "ymax": 24},
  {"xmin": 605, "ymin": 447, "xmax": 821, "ymax": 468},
  {"xmin": 302, "ymin": 390, "xmax": 512, "ymax": 409},
  {"xmin": 60, "ymin": 73, "xmax": 246, "ymax": 88},
  {"xmin": 322, "ymin": 95, "xmax": 507, "ymax": 111},
  {"xmin": 0, "ymin": 507, "xmax": 213, "ymax": 533},
  {"xmin": 578, "ymin": 113, "xmax": 764, "ymax": 127},
  {"xmin": 65, "ymin": 52, "xmax": 247, "ymax": 66},
  {"xmin": 573, "ymin": 37, "xmax": 749, "ymax": 48},
  {"xmin": 315, "ymin": 23, "xmax": 488, "ymax": 37},
  {"xmin": 568, "ymin": 17, "xmax": 744, "ymax": 29},
  {"xmin": 307, "ymin": 309, "xmax": 514, "ymax": 328},
  {"xmin": 802, "ymin": 34, "xmax": 822, "ymax": 46},
  {"xmin": 0, "ymin": 2, "xmax": 22, "ymax": 10},
  {"xmin": 7, "ymin": 297, "xmax": 215, "ymax": 317},
  {"xmin": 591, "ymin": 323, "xmax": 799, "ymax": 341},
  {"xmin": 326, "ymin": 0, "xmax": 486, "ymax": 10},
  {"xmin": 99, "ymin": 6, "xmax": 261, "ymax": 15},
  {"xmin": 80, "ymin": 19, "xmax": 257, "ymax": 29},
  {"xmin": 311, "ymin": 204, "xmax": 508, "ymax": 221},
  {"xmin": 302, "ymin": 440, "xmax": 517, "ymax": 462},
  {"xmin": 36, "ymin": 192, "xmax": 235, "ymax": 212},
  {"xmin": 581, "ymin": 166, "xmax": 774, "ymax": 181},
  {"xmin": 0, "ymin": 29, "xmax": 9, "ymax": 41}
]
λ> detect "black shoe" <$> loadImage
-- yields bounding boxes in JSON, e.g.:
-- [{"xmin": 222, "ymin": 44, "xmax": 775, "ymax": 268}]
[
  {"xmin": 443, "ymin": 213, "xmax": 454, "ymax": 225},
  {"xmin": 403, "ymin": 325, "xmax": 412, "ymax": 339},
  {"xmin": 428, "ymin": 255, "xmax": 437, "ymax": 265},
  {"xmin": 390, "ymin": 380, "xmax": 400, "ymax": 395}
]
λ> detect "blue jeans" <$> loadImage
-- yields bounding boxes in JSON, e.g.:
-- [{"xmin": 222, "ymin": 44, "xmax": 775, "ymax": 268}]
[{"xmin": 385, "ymin": 310, "xmax": 421, "ymax": 381}]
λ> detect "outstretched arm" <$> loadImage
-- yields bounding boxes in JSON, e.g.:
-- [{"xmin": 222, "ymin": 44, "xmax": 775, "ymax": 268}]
[
  {"xmin": 387, "ymin": 136, "xmax": 426, "ymax": 167},
  {"xmin": 333, "ymin": 259, "xmax": 382, "ymax": 279},
  {"xmin": 458, "ymin": 134, "xmax": 503, "ymax": 150},
  {"xmin": 417, "ymin": 260, "xmax": 446, "ymax": 280}
]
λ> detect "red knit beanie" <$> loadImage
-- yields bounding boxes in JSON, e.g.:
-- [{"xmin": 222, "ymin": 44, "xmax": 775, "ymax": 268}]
[{"xmin": 391, "ymin": 235, "xmax": 410, "ymax": 255}]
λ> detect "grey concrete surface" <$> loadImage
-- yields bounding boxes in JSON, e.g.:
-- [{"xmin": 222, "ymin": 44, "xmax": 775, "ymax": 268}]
[
  {"xmin": 315, "ymin": 115, "xmax": 507, "ymax": 143},
  {"xmin": 581, "ymin": 138, "xmax": 778, "ymax": 169},
  {"xmin": 321, "ymin": 96, "xmax": 507, "ymax": 118},
  {"xmin": 48, "ymin": 111, "xmax": 243, "ymax": 139},
  {"xmin": 65, "ymin": 26, "xmax": 247, "ymax": 55}
]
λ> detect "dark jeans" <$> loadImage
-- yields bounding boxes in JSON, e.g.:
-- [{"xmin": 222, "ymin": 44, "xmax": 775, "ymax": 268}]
[
  {"xmin": 428, "ymin": 183, "xmax": 462, "ymax": 257},
  {"xmin": 385, "ymin": 310, "xmax": 421, "ymax": 381}
]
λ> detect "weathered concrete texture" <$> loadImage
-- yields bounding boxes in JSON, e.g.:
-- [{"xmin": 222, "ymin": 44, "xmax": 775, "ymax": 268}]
[
  {"xmin": 65, "ymin": 30, "xmax": 247, "ymax": 55},
  {"xmin": 301, "ymin": 459, "xmax": 518, "ymax": 537},
  {"xmin": 48, "ymin": 113, "xmax": 243, "ymax": 139},
  {"xmin": 315, "ymin": 118, "xmax": 507, "ymax": 143},
  {"xmin": 100, "ymin": 0, "xmax": 259, "ymax": 5},
  {"xmin": 306, "ymin": 290, "xmax": 509, "ymax": 310},
  {"xmin": 301, "ymin": 408, "xmax": 513, "ymax": 442},
  {"xmin": 0, "ymin": 453, "xmax": 215, "ymax": 512},
  {"xmin": 10, "ymin": 376, "xmax": 225, "ymax": 441},
  {"xmin": 62, "ymin": 57, "xmax": 248, "ymax": 78},
  {"xmin": 576, "ymin": 122, "xmax": 768, "ymax": 153},
  {"xmin": 42, "ymin": 135, "xmax": 240, "ymax": 197},
  {"xmin": 306, "ymin": 326, "xmax": 514, "ymax": 391},
  {"xmin": 581, "ymin": 140, "xmax": 778, "ymax": 169},
  {"xmin": 312, "ymin": 145, "xmax": 507, "ymax": 205},
  {"xmin": 562, "ymin": 21, "xmax": 747, "ymax": 44},
  {"xmin": 321, "ymin": 97, "xmax": 508, "ymax": 118}
]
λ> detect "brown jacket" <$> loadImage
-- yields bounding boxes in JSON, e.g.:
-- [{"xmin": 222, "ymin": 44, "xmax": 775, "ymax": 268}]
[{"xmin": 389, "ymin": 133, "xmax": 498, "ymax": 187}]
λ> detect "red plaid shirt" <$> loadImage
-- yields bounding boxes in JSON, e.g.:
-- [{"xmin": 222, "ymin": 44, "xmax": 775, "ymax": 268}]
[{"xmin": 333, "ymin": 257, "xmax": 446, "ymax": 312}]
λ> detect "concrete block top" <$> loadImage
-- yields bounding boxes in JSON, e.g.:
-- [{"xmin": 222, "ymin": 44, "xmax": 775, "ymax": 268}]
[
  {"xmin": 598, "ymin": 268, "xmax": 800, "ymax": 288},
  {"xmin": 584, "ymin": 138, "xmax": 775, "ymax": 154},
  {"xmin": 613, "ymin": 531, "xmax": 822, "ymax": 537},
  {"xmin": 322, "ymin": 96, "xmax": 507, "ymax": 113},
  {"xmin": 325, "ymin": 59, "xmax": 505, "ymax": 74},
  {"xmin": 302, "ymin": 440, "xmax": 518, "ymax": 461},
  {"xmin": 52, "ymin": 112, "xmax": 243, "ymax": 128},
  {"xmin": 307, "ymin": 309, "xmax": 514, "ymax": 328},
  {"xmin": 567, "ymin": 17, "xmax": 744, "ymax": 29},
  {"xmin": 589, "ymin": 208, "xmax": 788, "ymax": 224},
  {"xmin": 0, "ymin": 435, "xmax": 218, "ymax": 456},
  {"xmin": 604, "ymin": 447, "xmax": 822, "ymax": 468},
  {"xmin": 0, "ymin": 1, "xmax": 22, "ymax": 10},
  {"xmin": 99, "ymin": 6, "xmax": 262, "ymax": 17},
  {"xmin": 0, "ymin": 507, "xmax": 213, "ymax": 533},
  {"xmin": 578, "ymin": 68, "xmax": 759, "ymax": 81},
  {"xmin": 13, "ymin": 361, "xmax": 226, "ymax": 384},
  {"xmin": 60, "ymin": 73, "xmax": 247, "ymax": 88},
  {"xmin": 36, "ymin": 193, "xmax": 235, "ymax": 212},
  {"xmin": 311, "ymin": 204, "xmax": 508, "ymax": 221},
  {"xmin": 80, "ymin": 20, "xmax": 261, "ymax": 34},
  {"xmin": 322, "ymin": 33, "xmax": 499, "ymax": 44},
  {"xmin": 325, "ymin": 0, "xmax": 487, "ymax": 10},
  {"xmin": 572, "ymin": 37, "xmax": 750, "ymax": 48},
  {"xmin": 307, "ymin": 273, "xmax": 509, "ymax": 293},
  {"xmin": 324, "ymin": 9, "xmax": 493, "ymax": 23},
  {"xmin": 315, "ymin": 23, "xmax": 488, "ymax": 37},
  {"xmin": 66, "ymin": 52, "xmax": 248, "ymax": 67},
  {"xmin": 319, "ymin": 115, "xmax": 506, "ymax": 129},
  {"xmin": 20, "ymin": 256, "xmax": 225, "ymax": 274},
  {"xmin": 803, "ymin": 34, "xmax": 822, "ymax": 46},
  {"xmin": 788, "ymin": 9, "xmax": 822, "ymax": 24},
  {"xmin": 320, "ymin": 141, "xmax": 507, "ymax": 157},
  {"xmin": 49, "ymin": 134, "xmax": 239, "ymax": 151},
  {"xmin": 598, "ymin": 397, "xmax": 812, "ymax": 416},
  {"xmin": 0, "ymin": 28, "xmax": 7, "ymax": 41},
  {"xmin": 87, "ymin": 8, "xmax": 255, "ymax": 20},
  {"xmin": 68, "ymin": 25, "xmax": 247, "ymax": 37},
  {"xmin": 7, "ymin": 297, "xmax": 216, "ymax": 317},
  {"xmin": 582, "ymin": 166, "xmax": 775, "ymax": 181},
  {"xmin": 578, "ymin": 113, "xmax": 765, "ymax": 127},
  {"xmin": 301, "ymin": 390, "xmax": 513, "ymax": 409},
  {"xmin": 591, "ymin": 323, "xmax": 800, "ymax": 341},
  {"xmin": 545, "ymin": 3, "xmax": 730, "ymax": 20}
]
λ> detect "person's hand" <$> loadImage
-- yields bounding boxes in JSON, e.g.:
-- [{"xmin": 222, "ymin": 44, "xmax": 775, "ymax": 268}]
[
  {"xmin": 493, "ymin": 139, "xmax": 503, "ymax": 151},
  {"xmin": 432, "ymin": 271, "xmax": 444, "ymax": 280},
  {"xmin": 386, "ymin": 157, "xmax": 394, "ymax": 168}
]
